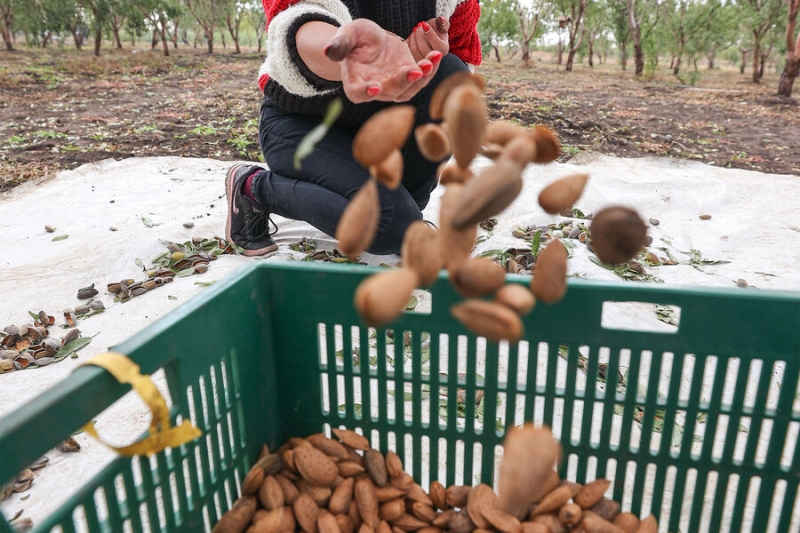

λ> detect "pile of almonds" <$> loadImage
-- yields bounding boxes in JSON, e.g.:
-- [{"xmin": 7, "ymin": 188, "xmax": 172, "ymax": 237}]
[
  {"xmin": 214, "ymin": 425, "xmax": 657, "ymax": 533},
  {"xmin": 0, "ymin": 310, "xmax": 87, "ymax": 373},
  {"xmin": 336, "ymin": 73, "xmax": 648, "ymax": 342}
]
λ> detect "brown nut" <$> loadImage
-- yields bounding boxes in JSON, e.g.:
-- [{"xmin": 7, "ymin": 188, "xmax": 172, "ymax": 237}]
[
  {"xmin": 466, "ymin": 484, "xmax": 498, "ymax": 529},
  {"xmin": 371, "ymin": 149, "xmax": 404, "ymax": 190},
  {"xmin": 294, "ymin": 445, "xmax": 340, "ymax": 488},
  {"xmin": 530, "ymin": 239, "xmax": 568, "ymax": 304},
  {"xmin": 401, "ymin": 220, "xmax": 443, "ymax": 286},
  {"xmin": 294, "ymin": 493, "xmax": 321, "ymax": 533},
  {"xmin": 429, "ymin": 481, "xmax": 447, "ymax": 510},
  {"xmin": 574, "ymin": 479, "xmax": 611, "ymax": 510},
  {"xmin": 429, "ymin": 72, "xmax": 486, "ymax": 120},
  {"xmin": 582, "ymin": 514, "xmax": 624, "ymax": 533},
  {"xmin": 446, "ymin": 485, "xmax": 471, "ymax": 508},
  {"xmin": 355, "ymin": 478, "xmax": 380, "ymax": 528},
  {"xmin": 438, "ymin": 183, "xmax": 478, "ymax": 272},
  {"xmin": 635, "ymin": 515, "xmax": 657, "ymax": 533},
  {"xmin": 213, "ymin": 496, "xmax": 257, "ymax": 533},
  {"xmin": 558, "ymin": 504, "xmax": 582, "ymax": 527},
  {"xmin": 450, "ymin": 157, "xmax": 523, "ymax": 230},
  {"xmin": 528, "ymin": 126, "xmax": 561, "ymax": 164},
  {"xmin": 450, "ymin": 299, "xmax": 524, "ymax": 343},
  {"xmin": 354, "ymin": 268, "xmax": 420, "ymax": 328},
  {"xmin": 502, "ymin": 135, "xmax": 537, "ymax": 167},
  {"xmin": 353, "ymin": 106, "xmax": 416, "ymax": 168},
  {"xmin": 494, "ymin": 284, "xmax": 536, "ymax": 316},
  {"xmin": 486, "ymin": 121, "xmax": 529, "ymax": 147},
  {"xmin": 329, "ymin": 477, "xmax": 355, "ymax": 515},
  {"xmin": 482, "ymin": 508, "xmax": 522, "ymax": 533},
  {"xmin": 438, "ymin": 158, "xmax": 474, "ymax": 185},
  {"xmin": 531, "ymin": 486, "xmax": 572, "ymax": 516},
  {"xmin": 332, "ymin": 428, "xmax": 370, "ymax": 451},
  {"xmin": 380, "ymin": 499, "xmax": 406, "ymax": 522},
  {"xmin": 258, "ymin": 476, "xmax": 284, "ymax": 510},
  {"xmin": 307, "ymin": 433, "xmax": 350, "ymax": 461},
  {"xmin": 589, "ymin": 206, "xmax": 648, "ymax": 265},
  {"xmin": 612, "ymin": 513, "xmax": 639, "ymax": 533},
  {"xmin": 538, "ymin": 173, "xmax": 589, "ymax": 215},
  {"xmin": 365, "ymin": 449, "xmax": 389, "ymax": 487},
  {"xmin": 415, "ymin": 123, "xmax": 451, "ymax": 162},
  {"xmin": 444, "ymin": 84, "xmax": 487, "ymax": 170},
  {"xmin": 335, "ymin": 179, "xmax": 380, "ymax": 260},
  {"xmin": 589, "ymin": 499, "xmax": 620, "ymax": 522},
  {"xmin": 451, "ymin": 257, "xmax": 507, "ymax": 298},
  {"xmin": 384, "ymin": 451, "xmax": 404, "ymax": 478}
]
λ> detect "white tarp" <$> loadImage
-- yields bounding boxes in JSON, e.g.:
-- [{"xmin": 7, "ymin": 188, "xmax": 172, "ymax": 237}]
[{"xmin": 1, "ymin": 154, "xmax": 798, "ymax": 529}]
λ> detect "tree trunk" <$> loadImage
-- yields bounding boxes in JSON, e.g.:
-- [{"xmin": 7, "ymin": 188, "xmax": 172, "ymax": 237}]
[
  {"xmin": 1, "ymin": 25, "xmax": 12, "ymax": 51},
  {"xmin": 566, "ymin": 48, "xmax": 578, "ymax": 70},
  {"xmin": 93, "ymin": 25, "xmax": 101, "ymax": 56},
  {"xmin": 160, "ymin": 27, "xmax": 169, "ymax": 56},
  {"xmin": 112, "ymin": 27, "xmax": 122, "ymax": 49},
  {"xmin": 752, "ymin": 34, "xmax": 761, "ymax": 83},
  {"xmin": 740, "ymin": 49, "xmax": 747, "ymax": 74},
  {"xmin": 152, "ymin": 30, "xmax": 159, "ymax": 49},
  {"xmin": 171, "ymin": 20, "xmax": 179, "ymax": 49},
  {"xmin": 760, "ymin": 53, "xmax": 767, "ymax": 78},
  {"xmin": 557, "ymin": 39, "xmax": 564, "ymax": 65},
  {"xmin": 620, "ymin": 41, "xmax": 628, "ymax": 70},
  {"xmin": 206, "ymin": 29, "xmax": 214, "ymax": 53},
  {"xmin": 492, "ymin": 44, "xmax": 501, "ymax": 62},
  {"xmin": 588, "ymin": 38, "xmax": 595, "ymax": 67},
  {"xmin": 673, "ymin": 57, "xmax": 681, "ymax": 75},
  {"xmin": 1, "ymin": 8, "xmax": 13, "ymax": 51},
  {"xmin": 777, "ymin": 0, "xmax": 800, "ymax": 96}
]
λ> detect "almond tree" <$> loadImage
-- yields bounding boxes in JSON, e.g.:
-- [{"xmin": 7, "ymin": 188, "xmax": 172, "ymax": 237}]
[
  {"xmin": 515, "ymin": 0, "xmax": 551, "ymax": 64},
  {"xmin": 778, "ymin": 0, "xmax": 800, "ymax": 95},
  {"xmin": 183, "ymin": 0, "xmax": 230, "ymax": 53},
  {"xmin": 0, "ymin": 0, "xmax": 13, "ymax": 50},
  {"xmin": 737, "ymin": 0, "xmax": 784, "ymax": 83},
  {"xmin": 555, "ymin": 0, "xmax": 590, "ymax": 71},
  {"xmin": 618, "ymin": 0, "xmax": 661, "ymax": 75},
  {"xmin": 478, "ymin": 0, "xmax": 518, "ymax": 62}
]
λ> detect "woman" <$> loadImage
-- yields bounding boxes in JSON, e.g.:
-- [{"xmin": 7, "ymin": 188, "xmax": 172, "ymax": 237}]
[{"xmin": 225, "ymin": 0, "xmax": 482, "ymax": 256}]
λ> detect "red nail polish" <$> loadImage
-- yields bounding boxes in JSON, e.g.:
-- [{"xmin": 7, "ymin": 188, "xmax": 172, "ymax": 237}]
[
  {"xmin": 420, "ymin": 63, "xmax": 433, "ymax": 75},
  {"xmin": 367, "ymin": 86, "xmax": 381, "ymax": 97},
  {"xmin": 421, "ymin": 21, "xmax": 431, "ymax": 31},
  {"xmin": 407, "ymin": 71, "xmax": 423, "ymax": 82},
  {"xmin": 431, "ymin": 51, "xmax": 443, "ymax": 63}
]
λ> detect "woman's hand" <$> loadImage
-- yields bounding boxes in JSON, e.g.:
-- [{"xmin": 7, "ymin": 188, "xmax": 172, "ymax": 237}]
[
  {"xmin": 325, "ymin": 19, "xmax": 443, "ymax": 103},
  {"xmin": 406, "ymin": 16, "xmax": 449, "ymax": 63}
]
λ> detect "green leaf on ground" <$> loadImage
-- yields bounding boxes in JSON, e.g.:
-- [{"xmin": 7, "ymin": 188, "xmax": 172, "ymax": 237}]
[{"xmin": 51, "ymin": 234, "xmax": 69, "ymax": 241}]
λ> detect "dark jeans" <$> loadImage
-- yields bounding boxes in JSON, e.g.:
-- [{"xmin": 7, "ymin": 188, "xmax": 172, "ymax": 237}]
[{"xmin": 251, "ymin": 53, "xmax": 469, "ymax": 255}]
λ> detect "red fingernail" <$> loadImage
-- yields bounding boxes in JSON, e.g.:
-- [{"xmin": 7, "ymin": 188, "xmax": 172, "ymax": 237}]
[
  {"xmin": 407, "ymin": 71, "xmax": 423, "ymax": 82},
  {"xmin": 431, "ymin": 51, "xmax": 443, "ymax": 63},
  {"xmin": 367, "ymin": 86, "xmax": 381, "ymax": 97},
  {"xmin": 421, "ymin": 21, "xmax": 431, "ymax": 31},
  {"xmin": 413, "ymin": 22, "xmax": 424, "ymax": 32},
  {"xmin": 420, "ymin": 63, "xmax": 433, "ymax": 75}
]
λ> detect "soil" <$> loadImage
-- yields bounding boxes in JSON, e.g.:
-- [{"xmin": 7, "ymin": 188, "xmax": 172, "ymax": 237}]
[{"xmin": 0, "ymin": 47, "xmax": 798, "ymax": 193}]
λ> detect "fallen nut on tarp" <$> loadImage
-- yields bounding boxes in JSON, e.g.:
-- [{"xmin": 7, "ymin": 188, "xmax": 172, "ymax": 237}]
[{"xmin": 76, "ymin": 352, "xmax": 202, "ymax": 457}]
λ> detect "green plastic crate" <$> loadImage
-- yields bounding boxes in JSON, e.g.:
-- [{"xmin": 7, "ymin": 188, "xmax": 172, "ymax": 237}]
[{"xmin": 1, "ymin": 261, "xmax": 799, "ymax": 533}]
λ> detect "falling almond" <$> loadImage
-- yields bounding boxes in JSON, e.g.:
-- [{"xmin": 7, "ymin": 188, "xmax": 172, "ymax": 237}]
[
  {"xmin": 530, "ymin": 239, "xmax": 568, "ymax": 304},
  {"xmin": 354, "ymin": 268, "xmax": 420, "ymax": 327},
  {"xmin": 370, "ymin": 149, "xmax": 404, "ymax": 190},
  {"xmin": 353, "ymin": 105, "xmax": 415, "ymax": 168},
  {"xmin": 401, "ymin": 220, "xmax": 443, "ymax": 286},
  {"xmin": 451, "ymin": 257, "xmax": 506, "ymax": 297},
  {"xmin": 538, "ymin": 173, "xmax": 589, "ymax": 215},
  {"xmin": 502, "ymin": 135, "xmax": 538, "ymax": 167},
  {"xmin": 528, "ymin": 126, "xmax": 561, "ymax": 164},
  {"xmin": 497, "ymin": 425, "xmax": 561, "ymax": 520},
  {"xmin": 438, "ymin": 158, "xmax": 474, "ymax": 185},
  {"xmin": 590, "ymin": 206, "xmax": 648, "ymax": 265},
  {"xmin": 429, "ymin": 71, "xmax": 486, "ymax": 120},
  {"xmin": 451, "ymin": 157, "xmax": 523, "ymax": 230},
  {"xmin": 450, "ymin": 299, "xmax": 523, "ymax": 343},
  {"xmin": 486, "ymin": 120, "xmax": 528, "ymax": 147},
  {"xmin": 335, "ymin": 179, "xmax": 380, "ymax": 260},
  {"xmin": 443, "ymin": 84, "xmax": 487, "ymax": 170},
  {"xmin": 438, "ymin": 183, "xmax": 478, "ymax": 272},
  {"xmin": 415, "ymin": 123, "xmax": 451, "ymax": 162},
  {"xmin": 494, "ymin": 284, "xmax": 536, "ymax": 316}
]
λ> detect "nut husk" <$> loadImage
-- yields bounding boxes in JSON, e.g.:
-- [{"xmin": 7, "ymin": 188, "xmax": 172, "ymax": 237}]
[
  {"xmin": 429, "ymin": 72, "xmax": 486, "ymax": 120},
  {"xmin": 335, "ymin": 179, "xmax": 380, "ymax": 260},
  {"xmin": 485, "ymin": 121, "xmax": 528, "ymax": 147}
]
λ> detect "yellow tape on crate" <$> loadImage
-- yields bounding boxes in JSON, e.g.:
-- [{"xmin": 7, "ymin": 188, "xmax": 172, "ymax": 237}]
[{"xmin": 79, "ymin": 352, "xmax": 202, "ymax": 456}]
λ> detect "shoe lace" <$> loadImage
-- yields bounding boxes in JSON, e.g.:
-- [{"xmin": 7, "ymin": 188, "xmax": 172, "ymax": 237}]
[{"xmin": 242, "ymin": 211, "xmax": 279, "ymax": 239}]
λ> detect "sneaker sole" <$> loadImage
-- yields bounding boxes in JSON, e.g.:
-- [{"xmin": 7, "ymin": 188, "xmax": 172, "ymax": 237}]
[{"xmin": 225, "ymin": 165, "xmax": 279, "ymax": 257}]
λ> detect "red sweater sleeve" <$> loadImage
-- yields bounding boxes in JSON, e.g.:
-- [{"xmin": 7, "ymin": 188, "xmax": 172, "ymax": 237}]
[
  {"xmin": 262, "ymin": 0, "xmax": 300, "ymax": 27},
  {"xmin": 448, "ymin": 0, "xmax": 482, "ymax": 66}
]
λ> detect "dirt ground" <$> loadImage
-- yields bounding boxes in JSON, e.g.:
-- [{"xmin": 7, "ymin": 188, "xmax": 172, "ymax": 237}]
[{"xmin": 0, "ymin": 47, "xmax": 798, "ymax": 192}]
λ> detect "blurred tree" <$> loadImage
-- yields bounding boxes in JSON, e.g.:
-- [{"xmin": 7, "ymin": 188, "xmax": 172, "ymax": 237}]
[
  {"xmin": 183, "ymin": 0, "xmax": 231, "ymax": 53},
  {"xmin": 0, "ymin": 0, "xmax": 14, "ymax": 50},
  {"xmin": 515, "ymin": 0, "xmax": 551, "ymax": 64},
  {"xmin": 554, "ymin": 0, "xmax": 590, "ymax": 71},
  {"xmin": 778, "ymin": 0, "xmax": 799, "ymax": 95},
  {"xmin": 478, "ymin": 0, "xmax": 518, "ymax": 62},
  {"xmin": 736, "ymin": 0, "xmax": 784, "ymax": 82}
]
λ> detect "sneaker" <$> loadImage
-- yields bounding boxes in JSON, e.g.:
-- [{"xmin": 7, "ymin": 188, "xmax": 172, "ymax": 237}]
[{"xmin": 225, "ymin": 164, "xmax": 278, "ymax": 256}]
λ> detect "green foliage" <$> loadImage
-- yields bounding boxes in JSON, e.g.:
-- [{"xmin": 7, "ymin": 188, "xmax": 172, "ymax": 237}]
[{"xmin": 478, "ymin": 0, "xmax": 519, "ymax": 61}]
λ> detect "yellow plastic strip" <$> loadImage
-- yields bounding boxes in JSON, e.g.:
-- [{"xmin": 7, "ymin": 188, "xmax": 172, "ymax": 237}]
[{"xmin": 79, "ymin": 352, "xmax": 202, "ymax": 457}]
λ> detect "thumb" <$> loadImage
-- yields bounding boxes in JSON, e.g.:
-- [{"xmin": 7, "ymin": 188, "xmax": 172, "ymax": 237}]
[{"xmin": 435, "ymin": 16, "xmax": 450, "ymax": 34}]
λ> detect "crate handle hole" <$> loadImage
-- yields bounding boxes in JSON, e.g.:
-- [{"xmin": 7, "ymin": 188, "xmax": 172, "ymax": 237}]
[{"xmin": 600, "ymin": 301, "xmax": 681, "ymax": 333}]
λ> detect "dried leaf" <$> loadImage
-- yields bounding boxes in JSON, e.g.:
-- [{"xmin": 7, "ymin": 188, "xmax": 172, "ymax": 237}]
[{"xmin": 51, "ymin": 234, "xmax": 69, "ymax": 241}]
